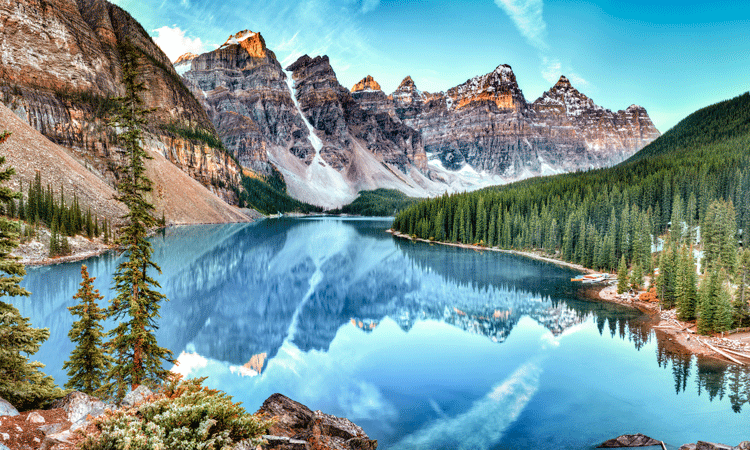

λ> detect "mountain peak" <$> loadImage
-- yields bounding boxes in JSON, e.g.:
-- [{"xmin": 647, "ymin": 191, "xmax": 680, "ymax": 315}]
[
  {"xmin": 174, "ymin": 52, "xmax": 198, "ymax": 65},
  {"xmin": 445, "ymin": 63, "xmax": 524, "ymax": 111},
  {"xmin": 399, "ymin": 76, "xmax": 415, "ymax": 88},
  {"xmin": 494, "ymin": 64, "xmax": 514, "ymax": 77},
  {"xmin": 218, "ymin": 29, "xmax": 267, "ymax": 58},
  {"xmin": 352, "ymin": 75, "xmax": 382, "ymax": 93},
  {"xmin": 555, "ymin": 75, "xmax": 571, "ymax": 87}
]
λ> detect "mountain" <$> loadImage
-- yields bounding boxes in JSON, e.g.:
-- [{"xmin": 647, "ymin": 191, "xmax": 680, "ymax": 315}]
[
  {"xmin": 0, "ymin": 0, "xmax": 244, "ymax": 206},
  {"xmin": 181, "ymin": 32, "xmax": 439, "ymax": 208},
  {"xmin": 178, "ymin": 31, "xmax": 658, "ymax": 208},
  {"xmin": 380, "ymin": 67, "xmax": 660, "ymax": 175},
  {"xmin": 0, "ymin": 104, "xmax": 250, "ymax": 225},
  {"xmin": 391, "ymin": 91, "xmax": 750, "ymax": 274}
]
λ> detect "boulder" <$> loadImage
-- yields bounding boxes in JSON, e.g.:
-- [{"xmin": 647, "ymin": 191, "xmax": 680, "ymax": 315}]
[
  {"xmin": 26, "ymin": 411, "xmax": 45, "ymax": 423},
  {"xmin": 736, "ymin": 442, "xmax": 750, "ymax": 450},
  {"xmin": 257, "ymin": 394, "xmax": 315, "ymax": 437},
  {"xmin": 38, "ymin": 422, "xmax": 67, "ymax": 436},
  {"xmin": 598, "ymin": 433, "xmax": 661, "ymax": 447},
  {"xmin": 51, "ymin": 391, "xmax": 108, "ymax": 430},
  {"xmin": 696, "ymin": 442, "xmax": 734, "ymax": 450},
  {"xmin": 0, "ymin": 398, "xmax": 18, "ymax": 417},
  {"xmin": 312, "ymin": 411, "xmax": 365, "ymax": 441},
  {"xmin": 121, "ymin": 385, "xmax": 153, "ymax": 408},
  {"xmin": 256, "ymin": 394, "xmax": 377, "ymax": 450},
  {"xmin": 260, "ymin": 435, "xmax": 308, "ymax": 450},
  {"xmin": 40, "ymin": 430, "xmax": 72, "ymax": 450}
]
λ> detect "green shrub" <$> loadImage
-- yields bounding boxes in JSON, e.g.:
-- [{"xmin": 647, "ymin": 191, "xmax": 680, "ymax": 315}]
[{"xmin": 80, "ymin": 375, "xmax": 273, "ymax": 450}]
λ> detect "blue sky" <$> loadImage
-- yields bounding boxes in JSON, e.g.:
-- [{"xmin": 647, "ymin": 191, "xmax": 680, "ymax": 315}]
[{"xmin": 112, "ymin": 0, "xmax": 750, "ymax": 132}]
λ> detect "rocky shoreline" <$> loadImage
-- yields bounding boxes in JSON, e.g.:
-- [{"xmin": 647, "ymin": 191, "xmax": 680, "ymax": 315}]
[
  {"xmin": 12, "ymin": 231, "xmax": 116, "ymax": 267},
  {"xmin": 0, "ymin": 390, "xmax": 377, "ymax": 450},
  {"xmin": 388, "ymin": 229, "xmax": 750, "ymax": 366}
]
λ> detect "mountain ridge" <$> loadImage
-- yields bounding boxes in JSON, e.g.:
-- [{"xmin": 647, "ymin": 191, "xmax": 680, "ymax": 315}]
[{"xmin": 176, "ymin": 29, "xmax": 659, "ymax": 207}]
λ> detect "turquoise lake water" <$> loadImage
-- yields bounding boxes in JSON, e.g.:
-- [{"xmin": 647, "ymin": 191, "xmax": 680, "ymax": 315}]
[{"xmin": 13, "ymin": 217, "xmax": 750, "ymax": 449}]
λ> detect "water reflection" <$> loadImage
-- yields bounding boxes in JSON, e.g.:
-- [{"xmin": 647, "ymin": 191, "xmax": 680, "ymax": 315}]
[{"xmin": 14, "ymin": 217, "xmax": 750, "ymax": 449}]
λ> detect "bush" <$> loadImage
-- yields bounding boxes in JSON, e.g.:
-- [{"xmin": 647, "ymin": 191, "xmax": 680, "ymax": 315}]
[{"xmin": 80, "ymin": 375, "xmax": 273, "ymax": 450}]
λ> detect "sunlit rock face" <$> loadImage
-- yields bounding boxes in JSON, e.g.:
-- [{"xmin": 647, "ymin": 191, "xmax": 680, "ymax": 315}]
[
  {"xmin": 380, "ymin": 67, "xmax": 661, "ymax": 175},
  {"xmin": 287, "ymin": 56, "xmax": 427, "ymax": 172},
  {"xmin": 181, "ymin": 36, "xmax": 431, "ymax": 208},
  {"xmin": 182, "ymin": 30, "xmax": 306, "ymax": 174},
  {"xmin": 0, "ymin": 0, "xmax": 242, "ymax": 202}
]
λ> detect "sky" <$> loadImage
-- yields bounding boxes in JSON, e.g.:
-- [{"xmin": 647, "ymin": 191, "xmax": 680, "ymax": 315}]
[{"xmin": 111, "ymin": 0, "xmax": 750, "ymax": 132}]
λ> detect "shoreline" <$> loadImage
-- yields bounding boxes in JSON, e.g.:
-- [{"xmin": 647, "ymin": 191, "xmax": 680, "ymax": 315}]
[
  {"xmin": 387, "ymin": 229, "xmax": 597, "ymax": 274},
  {"xmin": 388, "ymin": 229, "xmax": 750, "ymax": 366},
  {"xmin": 21, "ymin": 245, "xmax": 117, "ymax": 267}
]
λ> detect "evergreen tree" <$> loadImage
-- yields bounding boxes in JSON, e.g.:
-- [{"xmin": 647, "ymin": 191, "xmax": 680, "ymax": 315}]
[
  {"xmin": 49, "ymin": 221, "xmax": 59, "ymax": 257},
  {"xmin": 630, "ymin": 263, "xmax": 643, "ymax": 291},
  {"xmin": 697, "ymin": 268, "xmax": 721, "ymax": 335},
  {"xmin": 63, "ymin": 265, "xmax": 110, "ymax": 394},
  {"xmin": 617, "ymin": 255, "xmax": 629, "ymax": 294},
  {"xmin": 714, "ymin": 283, "xmax": 735, "ymax": 333},
  {"xmin": 657, "ymin": 244, "xmax": 678, "ymax": 308},
  {"xmin": 735, "ymin": 248, "xmax": 750, "ymax": 327},
  {"xmin": 675, "ymin": 246, "xmax": 698, "ymax": 321},
  {"xmin": 0, "ymin": 131, "xmax": 62, "ymax": 409},
  {"xmin": 103, "ymin": 41, "xmax": 173, "ymax": 399}
]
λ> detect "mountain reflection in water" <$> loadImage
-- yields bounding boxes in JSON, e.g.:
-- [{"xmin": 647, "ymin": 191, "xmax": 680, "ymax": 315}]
[{"xmin": 16, "ymin": 217, "xmax": 750, "ymax": 449}]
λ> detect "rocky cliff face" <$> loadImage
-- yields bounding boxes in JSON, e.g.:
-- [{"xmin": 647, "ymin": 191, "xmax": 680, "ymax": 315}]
[
  {"xmin": 181, "ymin": 34, "xmax": 433, "ymax": 208},
  {"xmin": 0, "ymin": 0, "xmax": 242, "ymax": 203},
  {"xmin": 287, "ymin": 56, "xmax": 427, "ymax": 172},
  {"xmin": 381, "ymin": 66, "xmax": 661, "ymax": 177},
  {"xmin": 182, "ymin": 30, "xmax": 308, "ymax": 174}
]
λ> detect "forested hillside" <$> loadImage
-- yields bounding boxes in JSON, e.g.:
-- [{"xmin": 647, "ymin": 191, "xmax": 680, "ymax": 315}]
[
  {"xmin": 393, "ymin": 92, "xmax": 750, "ymax": 334},
  {"xmin": 334, "ymin": 189, "xmax": 422, "ymax": 216}
]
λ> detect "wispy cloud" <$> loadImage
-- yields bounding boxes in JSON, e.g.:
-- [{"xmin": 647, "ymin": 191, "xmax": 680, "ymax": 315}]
[
  {"xmin": 493, "ymin": 0, "xmax": 547, "ymax": 50},
  {"xmin": 492, "ymin": 1, "xmax": 591, "ymax": 90},
  {"xmin": 541, "ymin": 56, "xmax": 589, "ymax": 87},
  {"xmin": 152, "ymin": 25, "xmax": 207, "ymax": 61},
  {"xmin": 393, "ymin": 361, "xmax": 542, "ymax": 450},
  {"xmin": 360, "ymin": 0, "xmax": 380, "ymax": 14}
]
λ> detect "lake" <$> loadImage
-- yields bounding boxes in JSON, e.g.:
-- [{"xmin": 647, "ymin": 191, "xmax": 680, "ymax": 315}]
[{"xmin": 13, "ymin": 217, "xmax": 750, "ymax": 449}]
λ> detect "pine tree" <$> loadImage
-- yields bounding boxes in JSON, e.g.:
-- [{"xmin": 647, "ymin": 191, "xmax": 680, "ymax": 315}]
[
  {"xmin": 617, "ymin": 255, "xmax": 629, "ymax": 294},
  {"xmin": 103, "ymin": 41, "xmax": 173, "ymax": 399},
  {"xmin": 630, "ymin": 263, "xmax": 643, "ymax": 290},
  {"xmin": 64, "ymin": 265, "xmax": 110, "ymax": 394},
  {"xmin": 675, "ymin": 246, "xmax": 698, "ymax": 321},
  {"xmin": 657, "ymin": 244, "xmax": 678, "ymax": 308},
  {"xmin": 735, "ymin": 248, "xmax": 750, "ymax": 327},
  {"xmin": 49, "ymin": 221, "xmax": 59, "ymax": 257},
  {"xmin": 0, "ymin": 131, "xmax": 62, "ymax": 409},
  {"xmin": 714, "ymin": 283, "xmax": 735, "ymax": 333},
  {"xmin": 697, "ymin": 268, "xmax": 721, "ymax": 335}
]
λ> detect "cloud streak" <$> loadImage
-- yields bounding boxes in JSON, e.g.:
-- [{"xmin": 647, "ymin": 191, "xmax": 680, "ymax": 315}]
[
  {"xmin": 494, "ymin": 0, "xmax": 547, "ymax": 50},
  {"xmin": 392, "ymin": 361, "xmax": 542, "ymax": 450}
]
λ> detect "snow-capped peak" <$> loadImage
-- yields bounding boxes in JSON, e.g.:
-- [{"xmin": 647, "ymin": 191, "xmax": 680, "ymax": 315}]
[
  {"xmin": 351, "ymin": 75, "xmax": 382, "ymax": 93},
  {"xmin": 219, "ymin": 30, "xmax": 259, "ymax": 49},
  {"xmin": 173, "ymin": 52, "xmax": 199, "ymax": 75}
]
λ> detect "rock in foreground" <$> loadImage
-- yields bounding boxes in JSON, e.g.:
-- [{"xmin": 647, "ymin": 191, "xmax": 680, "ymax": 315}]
[
  {"xmin": 598, "ymin": 433, "xmax": 661, "ymax": 447},
  {"xmin": 680, "ymin": 442, "xmax": 750, "ymax": 450},
  {"xmin": 256, "ymin": 393, "xmax": 377, "ymax": 450}
]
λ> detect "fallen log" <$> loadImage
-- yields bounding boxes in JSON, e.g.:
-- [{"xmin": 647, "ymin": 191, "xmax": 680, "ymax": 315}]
[
  {"xmin": 701, "ymin": 340, "xmax": 747, "ymax": 365},
  {"xmin": 714, "ymin": 346, "xmax": 750, "ymax": 360}
]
